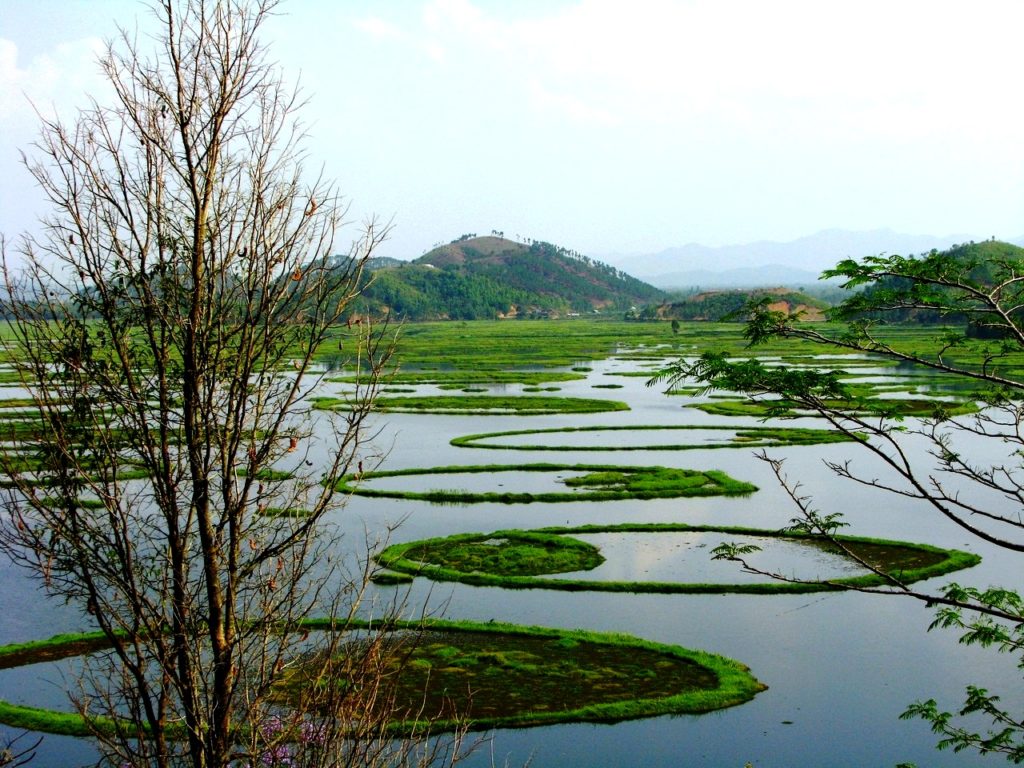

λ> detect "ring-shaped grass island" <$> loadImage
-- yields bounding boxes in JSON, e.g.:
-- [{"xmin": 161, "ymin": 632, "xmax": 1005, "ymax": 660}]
[
  {"xmin": 0, "ymin": 619, "xmax": 766, "ymax": 736},
  {"xmin": 450, "ymin": 423, "xmax": 858, "ymax": 452},
  {"xmin": 372, "ymin": 524, "xmax": 981, "ymax": 594},
  {"xmin": 333, "ymin": 463, "xmax": 758, "ymax": 503}
]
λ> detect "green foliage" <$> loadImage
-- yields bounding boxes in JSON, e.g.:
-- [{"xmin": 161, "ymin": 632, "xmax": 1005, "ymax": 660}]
[{"xmin": 346, "ymin": 235, "xmax": 664, "ymax": 320}]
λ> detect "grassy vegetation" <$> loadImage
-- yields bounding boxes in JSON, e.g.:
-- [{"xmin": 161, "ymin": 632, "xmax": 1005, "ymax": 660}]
[
  {"xmin": 450, "ymin": 424, "xmax": 857, "ymax": 452},
  {"xmin": 276, "ymin": 618, "xmax": 767, "ymax": 732},
  {"xmin": 312, "ymin": 320, "xmax": 1024, "ymax": 387},
  {"xmin": 687, "ymin": 396, "xmax": 979, "ymax": 419},
  {"xmin": 0, "ymin": 619, "xmax": 765, "ymax": 736},
  {"xmin": 312, "ymin": 394, "xmax": 629, "ymax": 416},
  {"xmin": 335, "ymin": 463, "xmax": 757, "ymax": 503},
  {"xmin": 382, "ymin": 531, "xmax": 605, "ymax": 577},
  {"xmin": 235, "ymin": 467, "xmax": 294, "ymax": 481},
  {"xmin": 258, "ymin": 507, "xmax": 312, "ymax": 518},
  {"xmin": 330, "ymin": 370, "xmax": 585, "ymax": 386},
  {"xmin": 373, "ymin": 523, "xmax": 980, "ymax": 595}
]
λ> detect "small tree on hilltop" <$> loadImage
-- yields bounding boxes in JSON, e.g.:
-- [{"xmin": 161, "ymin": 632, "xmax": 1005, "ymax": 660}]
[
  {"xmin": 0, "ymin": 1, "xmax": 464, "ymax": 766},
  {"xmin": 653, "ymin": 243, "xmax": 1024, "ymax": 762}
]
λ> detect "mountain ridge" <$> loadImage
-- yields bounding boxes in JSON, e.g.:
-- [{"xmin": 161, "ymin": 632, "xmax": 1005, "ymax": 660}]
[{"xmin": 598, "ymin": 228, "xmax": 1008, "ymax": 288}]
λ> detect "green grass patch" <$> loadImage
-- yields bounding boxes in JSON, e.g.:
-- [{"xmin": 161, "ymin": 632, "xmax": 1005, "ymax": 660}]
[
  {"xmin": 0, "ymin": 619, "xmax": 765, "ymax": 736},
  {"xmin": 335, "ymin": 463, "xmax": 756, "ymax": 503},
  {"xmin": 313, "ymin": 395, "xmax": 629, "ymax": 416},
  {"xmin": 688, "ymin": 396, "xmax": 978, "ymax": 419},
  {"xmin": 450, "ymin": 424, "xmax": 857, "ymax": 452},
  {"xmin": 388, "ymin": 531, "xmax": 604, "ymax": 577},
  {"xmin": 375, "ymin": 524, "xmax": 981, "ymax": 595},
  {"xmin": 276, "ymin": 618, "xmax": 766, "ymax": 732},
  {"xmin": 330, "ymin": 370, "xmax": 585, "ymax": 386},
  {"xmin": 259, "ymin": 507, "xmax": 312, "ymax": 518},
  {"xmin": 235, "ymin": 468, "xmax": 295, "ymax": 481}
]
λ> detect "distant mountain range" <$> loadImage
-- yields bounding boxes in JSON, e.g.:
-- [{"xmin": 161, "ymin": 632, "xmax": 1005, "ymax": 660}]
[
  {"xmin": 599, "ymin": 229, "xmax": 1016, "ymax": 289},
  {"xmin": 350, "ymin": 235, "xmax": 664, "ymax": 320}
]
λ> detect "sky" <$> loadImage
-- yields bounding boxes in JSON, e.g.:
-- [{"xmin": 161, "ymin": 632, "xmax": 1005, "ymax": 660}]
[{"xmin": 2, "ymin": 0, "xmax": 1023, "ymax": 262}]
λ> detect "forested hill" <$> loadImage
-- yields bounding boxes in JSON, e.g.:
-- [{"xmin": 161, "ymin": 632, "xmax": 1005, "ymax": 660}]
[
  {"xmin": 349, "ymin": 235, "xmax": 665, "ymax": 320},
  {"xmin": 637, "ymin": 287, "xmax": 830, "ymax": 322},
  {"xmin": 843, "ymin": 240, "xmax": 1024, "ymax": 329}
]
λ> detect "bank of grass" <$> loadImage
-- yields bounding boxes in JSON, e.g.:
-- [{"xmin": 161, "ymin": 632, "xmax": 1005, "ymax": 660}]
[
  {"xmin": 312, "ymin": 320, "xmax": 1024, "ymax": 390},
  {"xmin": 335, "ymin": 463, "xmax": 757, "ymax": 503},
  {"xmin": 687, "ymin": 395, "xmax": 979, "ymax": 419},
  {"xmin": 276, "ymin": 618, "xmax": 767, "ymax": 732},
  {"xmin": 330, "ymin": 370, "xmax": 585, "ymax": 386},
  {"xmin": 389, "ymin": 531, "xmax": 604, "ymax": 577},
  {"xmin": 0, "ymin": 631, "xmax": 123, "ymax": 736},
  {"xmin": 450, "ymin": 424, "xmax": 857, "ymax": 452},
  {"xmin": 0, "ymin": 618, "xmax": 765, "ymax": 736},
  {"xmin": 373, "ymin": 523, "xmax": 981, "ymax": 595},
  {"xmin": 312, "ymin": 394, "xmax": 629, "ymax": 416},
  {"xmin": 258, "ymin": 507, "xmax": 312, "ymax": 518}
]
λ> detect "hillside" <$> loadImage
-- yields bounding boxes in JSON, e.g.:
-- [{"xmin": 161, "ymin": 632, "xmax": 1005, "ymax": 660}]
[
  {"xmin": 637, "ymin": 287, "xmax": 830, "ymax": 322},
  {"xmin": 845, "ymin": 240, "xmax": 1024, "ymax": 329},
  {"xmin": 350, "ymin": 236, "xmax": 664, "ymax": 320}
]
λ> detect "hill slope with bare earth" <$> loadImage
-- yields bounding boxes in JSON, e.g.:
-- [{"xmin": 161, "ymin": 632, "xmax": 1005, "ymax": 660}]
[
  {"xmin": 351, "ymin": 236, "xmax": 665, "ymax": 320},
  {"xmin": 640, "ymin": 287, "xmax": 829, "ymax": 322}
]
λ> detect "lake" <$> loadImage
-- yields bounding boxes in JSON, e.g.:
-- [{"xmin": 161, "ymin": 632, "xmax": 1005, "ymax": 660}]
[{"xmin": 1, "ymin": 349, "xmax": 1020, "ymax": 767}]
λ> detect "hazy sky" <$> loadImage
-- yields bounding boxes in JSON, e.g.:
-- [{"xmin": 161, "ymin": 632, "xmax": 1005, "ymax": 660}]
[{"xmin": 2, "ymin": 0, "xmax": 1023, "ymax": 260}]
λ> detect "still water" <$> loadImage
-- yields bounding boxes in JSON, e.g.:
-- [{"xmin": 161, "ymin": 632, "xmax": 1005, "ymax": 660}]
[{"xmin": 1, "ymin": 354, "xmax": 1021, "ymax": 767}]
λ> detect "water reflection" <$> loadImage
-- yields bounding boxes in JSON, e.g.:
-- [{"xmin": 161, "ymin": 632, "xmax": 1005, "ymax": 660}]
[{"xmin": 545, "ymin": 532, "xmax": 865, "ymax": 583}]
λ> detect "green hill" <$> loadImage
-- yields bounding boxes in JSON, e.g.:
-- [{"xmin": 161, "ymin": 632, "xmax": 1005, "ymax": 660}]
[
  {"xmin": 638, "ymin": 287, "xmax": 830, "ymax": 322},
  {"xmin": 350, "ymin": 236, "xmax": 664, "ymax": 320},
  {"xmin": 840, "ymin": 240, "xmax": 1024, "ymax": 331}
]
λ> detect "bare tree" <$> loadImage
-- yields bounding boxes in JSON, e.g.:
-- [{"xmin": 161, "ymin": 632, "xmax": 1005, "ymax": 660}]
[{"xmin": 0, "ymin": 1, "xmax": 463, "ymax": 766}]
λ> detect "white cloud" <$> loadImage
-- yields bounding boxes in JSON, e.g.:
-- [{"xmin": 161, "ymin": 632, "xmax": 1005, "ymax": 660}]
[
  {"xmin": 353, "ymin": 16, "xmax": 406, "ymax": 43},
  {"xmin": 0, "ymin": 36, "xmax": 106, "ymax": 130},
  {"xmin": 382, "ymin": 0, "xmax": 1024, "ymax": 143}
]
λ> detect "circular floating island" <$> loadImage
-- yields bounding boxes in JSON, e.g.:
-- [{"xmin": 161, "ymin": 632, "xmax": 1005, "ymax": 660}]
[
  {"xmin": 312, "ymin": 394, "xmax": 628, "ymax": 415},
  {"xmin": 451, "ymin": 424, "xmax": 857, "ymax": 451},
  {"xmin": 335, "ymin": 463, "xmax": 757, "ymax": 503},
  {"xmin": 374, "ymin": 524, "xmax": 981, "ymax": 594},
  {"xmin": 278, "ymin": 619, "xmax": 767, "ymax": 731},
  {"xmin": 0, "ymin": 619, "xmax": 766, "ymax": 735}
]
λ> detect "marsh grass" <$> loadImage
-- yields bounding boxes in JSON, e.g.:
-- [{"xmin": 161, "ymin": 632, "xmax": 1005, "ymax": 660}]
[
  {"xmin": 275, "ymin": 619, "xmax": 766, "ymax": 732},
  {"xmin": 313, "ymin": 394, "xmax": 629, "ymax": 416},
  {"xmin": 0, "ymin": 619, "xmax": 766, "ymax": 736},
  {"xmin": 374, "ymin": 524, "xmax": 981, "ymax": 594},
  {"xmin": 688, "ymin": 396, "xmax": 978, "ymax": 419},
  {"xmin": 335, "ymin": 463, "xmax": 757, "ymax": 503},
  {"xmin": 450, "ymin": 424, "xmax": 857, "ymax": 452}
]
